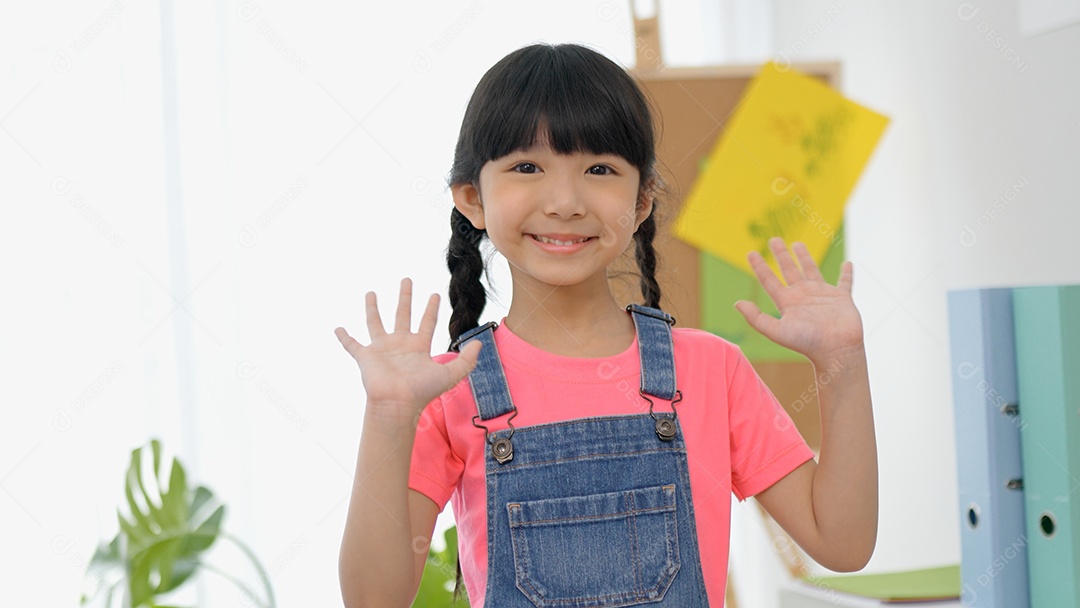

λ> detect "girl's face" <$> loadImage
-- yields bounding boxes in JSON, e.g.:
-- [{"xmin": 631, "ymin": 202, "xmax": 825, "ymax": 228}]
[{"xmin": 452, "ymin": 137, "xmax": 652, "ymax": 294}]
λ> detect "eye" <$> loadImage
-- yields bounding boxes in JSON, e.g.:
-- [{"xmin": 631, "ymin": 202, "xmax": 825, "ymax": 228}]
[
  {"xmin": 588, "ymin": 165, "xmax": 615, "ymax": 176},
  {"xmin": 513, "ymin": 162, "xmax": 539, "ymax": 174}
]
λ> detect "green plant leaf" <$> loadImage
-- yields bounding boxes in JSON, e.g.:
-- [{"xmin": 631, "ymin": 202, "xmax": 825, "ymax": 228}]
[
  {"xmin": 134, "ymin": 536, "xmax": 195, "ymax": 597},
  {"xmin": 129, "ymin": 545, "xmax": 153, "ymax": 606},
  {"xmin": 412, "ymin": 526, "xmax": 467, "ymax": 607},
  {"xmin": 151, "ymin": 439, "xmax": 162, "ymax": 489},
  {"xmin": 117, "ymin": 509, "xmax": 146, "ymax": 552},
  {"xmin": 164, "ymin": 460, "xmax": 189, "ymax": 528},
  {"xmin": 135, "ymin": 445, "xmax": 168, "ymax": 528},
  {"xmin": 120, "ymin": 441, "xmax": 224, "ymax": 606},
  {"xmin": 87, "ymin": 535, "xmax": 123, "ymax": 572},
  {"xmin": 85, "ymin": 440, "xmax": 272, "ymax": 608},
  {"xmin": 187, "ymin": 504, "xmax": 224, "ymax": 554},
  {"xmin": 124, "ymin": 449, "xmax": 157, "ymax": 547},
  {"xmin": 190, "ymin": 486, "xmax": 212, "ymax": 518}
]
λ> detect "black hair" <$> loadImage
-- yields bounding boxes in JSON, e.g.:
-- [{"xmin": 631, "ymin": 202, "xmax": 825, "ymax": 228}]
[
  {"xmin": 446, "ymin": 42, "xmax": 664, "ymax": 346},
  {"xmin": 443, "ymin": 42, "xmax": 663, "ymax": 598}
]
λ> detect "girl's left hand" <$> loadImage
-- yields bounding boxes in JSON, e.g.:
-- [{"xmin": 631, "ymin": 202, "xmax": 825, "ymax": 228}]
[{"xmin": 735, "ymin": 237, "xmax": 864, "ymax": 366}]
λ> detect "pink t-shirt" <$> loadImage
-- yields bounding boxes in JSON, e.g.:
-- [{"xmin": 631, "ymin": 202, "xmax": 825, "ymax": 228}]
[{"xmin": 409, "ymin": 320, "xmax": 814, "ymax": 607}]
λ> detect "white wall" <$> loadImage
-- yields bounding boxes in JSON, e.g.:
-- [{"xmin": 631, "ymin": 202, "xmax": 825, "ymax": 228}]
[{"xmin": 769, "ymin": 0, "xmax": 1080, "ymax": 584}]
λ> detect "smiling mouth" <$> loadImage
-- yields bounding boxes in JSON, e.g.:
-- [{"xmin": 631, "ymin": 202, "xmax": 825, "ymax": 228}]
[{"xmin": 530, "ymin": 235, "xmax": 594, "ymax": 246}]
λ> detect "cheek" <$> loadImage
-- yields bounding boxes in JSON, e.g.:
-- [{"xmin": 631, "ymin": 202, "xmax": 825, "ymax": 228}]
[
  {"xmin": 597, "ymin": 204, "xmax": 639, "ymax": 251},
  {"xmin": 482, "ymin": 206, "xmax": 516, "ymax": 236},
  {"xmin": 480, "ymin": 208, "xmax": 525, "ymax": 254},
  {"xmin": 597, "ymin": 224, "xmax": 621, "ymax": 249},
  {"xmin": 598, "ymin": 223, "xmax": 636, "ymax": 252}
]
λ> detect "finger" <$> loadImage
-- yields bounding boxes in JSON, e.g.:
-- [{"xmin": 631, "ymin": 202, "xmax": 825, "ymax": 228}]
[
  {"xmin": 445, "ymin": 339, "xmax": 482, "ymax": 384},
  {"xmin": 394, "ymin": 277, "xmax": 413, "ymax": 333},
  {"xmin": 334, "ymin": 326, "xmax": 363, "ymax": 355},
  {"xmin": 769, "ymin": 237, "xmax": 804, "ymax": 285},
  {"xmin": 748, "ymin": 250, "xmax": 786, "ymax": 303},
  {"xmin": 792, "ymin": 241, "xmax": 824, "ymax": 282},
  {"xmin": 417, "ymin": 293, "xmax": 440, "ymax": 342},
  {"xmin": 734, "ymin": 300, "xmax": 781, "ymax": 342},
  {"xmin": 838, "ymin": 261, "xmax": 854, "ymax": 293},
  {"xmin": 365, "ymin": 291, "xmax": 387, "ymax": 338}
]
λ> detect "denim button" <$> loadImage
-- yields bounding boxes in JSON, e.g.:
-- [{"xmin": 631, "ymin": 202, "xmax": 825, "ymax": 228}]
[
  {"xmin": 655, "ymin": 418, "xmax": 676, "ymax": 441},
  {"xmin": 492, "ymin": 437, "xmax": 514, "ymax": 463}
]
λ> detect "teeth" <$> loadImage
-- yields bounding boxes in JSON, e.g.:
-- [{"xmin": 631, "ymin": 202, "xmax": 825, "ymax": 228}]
[{"xmin": 534, "ymin": 235, "xmax": 589, "ymax": 246}]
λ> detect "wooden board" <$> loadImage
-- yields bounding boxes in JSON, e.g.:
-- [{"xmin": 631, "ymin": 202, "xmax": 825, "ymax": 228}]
[{"xmin": 612, "ymin": 62, "xmax": 841, "ymax": 452}]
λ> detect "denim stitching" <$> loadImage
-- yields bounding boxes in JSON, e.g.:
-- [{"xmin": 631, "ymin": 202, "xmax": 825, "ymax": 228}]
[
  {"xmin": 507, "ymin": 503, "xmax": 675, "ymax": 527},
  {"xmin": 488, "ymin": 447, "xmax": 684, "ymax": 473},
  {"xmin": 486, "ymin": 412, "xmax": 670, "ymax": 433},
  {"xmin": 628, "ymin": 490, "xmax": 641, "ymax": 594},
  {"xmin": 509, "ymin": 516, "xmax": 535, "ymax": 603}
]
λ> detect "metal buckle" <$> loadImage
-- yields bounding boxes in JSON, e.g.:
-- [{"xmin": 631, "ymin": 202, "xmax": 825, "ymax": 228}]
[
  {"xmin": 642, "ymin": 389, "xmax": 682, "ymax": 441},
  {"xmin": 625, "ymin": 304, "xmax": 676, "ymax": 326},
  {"xmin": 450, "ymin": 321, "xmax": 498, "ymax": 352},
  {"xmin": 472, "ymin": 407, "xmax": 518, "ymax": 464}
]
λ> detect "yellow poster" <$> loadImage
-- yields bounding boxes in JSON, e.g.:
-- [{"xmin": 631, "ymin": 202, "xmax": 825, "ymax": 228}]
[{"xmin": 673, "ymin": 61, "xmax": 889, "ymax": 274}]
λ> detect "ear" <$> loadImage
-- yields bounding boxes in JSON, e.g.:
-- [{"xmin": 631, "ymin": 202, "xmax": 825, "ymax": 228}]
[
  {"xmin": 451, "ymin": 182, "xmax": 486, "ymax": 230},
  {"xmin": 634, "ymin": 177, "xmax": 658, "ymax": 229}
]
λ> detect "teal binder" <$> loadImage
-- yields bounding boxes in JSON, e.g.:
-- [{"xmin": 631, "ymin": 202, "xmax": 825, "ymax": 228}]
[{"xmin": 1013, "ymin": 285, "xmax": 1080, "ymax": 608}]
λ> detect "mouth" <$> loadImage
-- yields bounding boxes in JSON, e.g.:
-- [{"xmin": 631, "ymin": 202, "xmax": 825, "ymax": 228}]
[{"xmin": 529, "ymin": 234, "xmax": 594, "ymax": 246}]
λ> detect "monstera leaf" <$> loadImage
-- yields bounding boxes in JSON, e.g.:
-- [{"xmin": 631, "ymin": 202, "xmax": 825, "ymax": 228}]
[{"xmin": 82, "ymin": 439, "xmax": 274, "ymax": 608}]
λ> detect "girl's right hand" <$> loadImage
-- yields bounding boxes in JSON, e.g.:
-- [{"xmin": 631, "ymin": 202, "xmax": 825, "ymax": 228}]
[{"xmin": 334, "ymin": 277, "xmax": 482, "ymax": 423}]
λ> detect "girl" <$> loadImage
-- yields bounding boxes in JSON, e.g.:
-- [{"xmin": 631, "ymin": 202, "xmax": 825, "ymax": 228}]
[{"xmin": 336, "ymin": 43, "xmax": 876, "ymax": 607}]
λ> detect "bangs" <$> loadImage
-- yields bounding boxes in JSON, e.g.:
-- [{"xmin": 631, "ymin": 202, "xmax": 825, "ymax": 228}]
[{"xmin": 452, "ymin": 44, "xmax": 655, "ymax": 183}]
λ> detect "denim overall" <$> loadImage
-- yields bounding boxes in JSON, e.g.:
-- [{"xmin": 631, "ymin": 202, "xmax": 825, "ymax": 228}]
[{"xmin": 453, "ymin": 305, "xmax": 709, "ymax": 607}]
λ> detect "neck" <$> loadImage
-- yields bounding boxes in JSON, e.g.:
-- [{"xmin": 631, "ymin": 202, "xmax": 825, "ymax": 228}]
[{"xmin": 504, "ymin": 270, "xmax": 635, "ymax": 357}]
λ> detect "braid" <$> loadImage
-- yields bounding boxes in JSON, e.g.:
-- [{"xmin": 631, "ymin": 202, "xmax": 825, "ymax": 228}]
[
  {"xmin": 446, "ymin": 207, "xmax": 487, "ymax": 349},
  {"xmin": 634, "ymin": 211, "xmax": 662, "ymax": 309},
  {"xmin": 446, "ymin": 206, "xmax": 486, "ymax": 599}
]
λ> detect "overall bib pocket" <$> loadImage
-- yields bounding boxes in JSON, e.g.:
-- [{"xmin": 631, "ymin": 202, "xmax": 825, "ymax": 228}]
[{"xmin": 506, "ymin": 483, "xmax": 681, "ymax": 607}]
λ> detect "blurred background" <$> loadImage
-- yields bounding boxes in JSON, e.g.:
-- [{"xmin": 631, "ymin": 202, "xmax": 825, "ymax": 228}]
[{"xmin": 2, "ymin": 0, "xmax": 1078, "ymax": 605}]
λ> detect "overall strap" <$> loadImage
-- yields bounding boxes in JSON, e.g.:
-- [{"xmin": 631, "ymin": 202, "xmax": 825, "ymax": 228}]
[
  {"xmin": 626, "ymin": 304, "xmax": 678, "ymax": 400},
  {"xmin": 452, "ymin": 322, "xmax": 516, "ymax": 421},
  {"xmin": 454, "ymin": 307, "xmax": 677, "ymax": 422}
]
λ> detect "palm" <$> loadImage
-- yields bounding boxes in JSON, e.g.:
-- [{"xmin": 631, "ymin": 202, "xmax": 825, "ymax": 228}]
[
  {"xmin": 735, "ymin": 238, "xmax": 863, "ymax": 366},
  {"xmin": 334, "ymin": 279, "xmax": 480, "ymax": 420}
]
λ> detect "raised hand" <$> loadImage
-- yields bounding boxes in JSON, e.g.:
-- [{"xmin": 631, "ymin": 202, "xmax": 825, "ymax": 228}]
[
  {"xmin": 734, "ymin": 237, "xmax": 863, "ymax": 366},
  {"xmin": 334, "ymin": 278, "xmax": 482, "ymax": 424}
]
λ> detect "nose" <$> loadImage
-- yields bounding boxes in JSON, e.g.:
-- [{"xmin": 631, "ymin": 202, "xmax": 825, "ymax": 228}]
[{"xmin": 542, "ymin": 171, "xmax": 586, "ymax": 219}]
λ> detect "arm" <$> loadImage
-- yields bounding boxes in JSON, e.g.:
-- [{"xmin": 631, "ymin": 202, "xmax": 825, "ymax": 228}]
[
  {"xmin": 334, "ymin": 279, "xmax": 480, "ymax": 606},
  {"xmin": 754, "ymin": 344, "xmax": 877, "ymax": 571},
  {"xmin": 338, "ymin": 405, "xmax": 441, "ymax": 607},
  {"xmin": 735, "ymin": 238, "xmax": 878, "ymax": 572}
]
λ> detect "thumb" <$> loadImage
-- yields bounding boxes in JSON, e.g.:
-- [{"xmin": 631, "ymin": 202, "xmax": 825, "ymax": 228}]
[
  {"xmin": 334, "ymin": 326, "xmax": 362, "ymax": 359},
  {"xmin": 735, "ymin": 300, "xmax": 780, "ymax": 340},
  {"xmin": 445, "ymin": 339, "xmax": 482, "ymax": 386}
]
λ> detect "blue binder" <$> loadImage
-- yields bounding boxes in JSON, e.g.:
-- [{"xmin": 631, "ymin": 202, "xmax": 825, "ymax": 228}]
[
  {"xmin": 947, "ymin": 288, "xmax": 1029, "ymax": 607},
  {"xmin": 1013, "ymin": 285, "xmax": 1080, "ymax": 608}
]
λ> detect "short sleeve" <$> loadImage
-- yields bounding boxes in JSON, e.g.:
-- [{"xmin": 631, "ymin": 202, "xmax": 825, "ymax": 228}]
[
  {"xmin": 408, "ymin": 392, "xmax": 464, "ymax": 509},
  {"xmin": 727, "ymin": 347, "xmax": 815, "ymax": 501}
]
